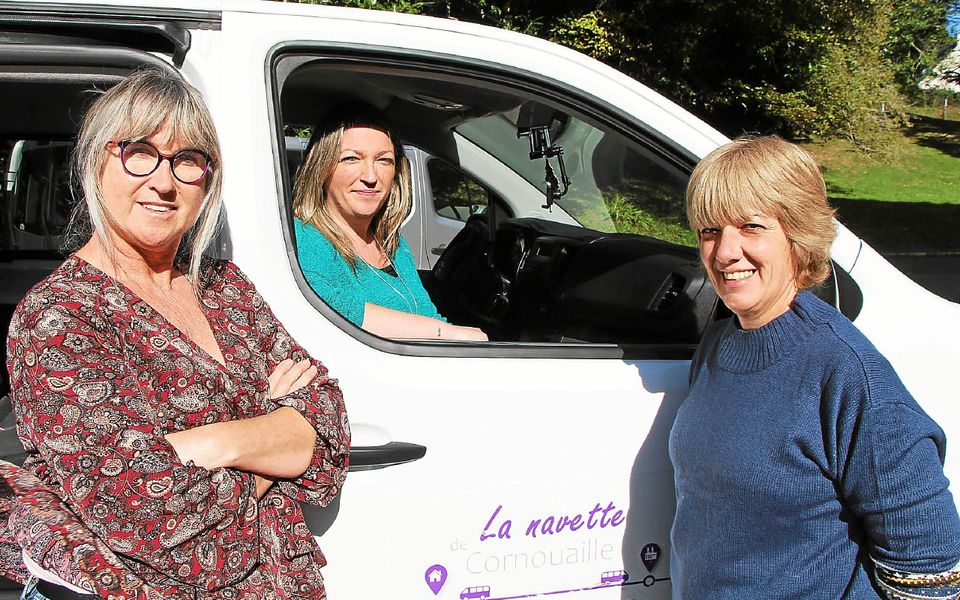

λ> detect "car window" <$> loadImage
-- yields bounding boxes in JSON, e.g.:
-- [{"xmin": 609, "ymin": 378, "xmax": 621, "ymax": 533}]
[
  {"xmin": 275, "ymin": 54, "xmax": 717, "ymax": 350},
  {"xmin": 1, "ymin": 139, "xmax": 73, "ymax": 255},
  {"xmin": 427, "ymin": 157, "xmax": 489, "ymax": 222}
]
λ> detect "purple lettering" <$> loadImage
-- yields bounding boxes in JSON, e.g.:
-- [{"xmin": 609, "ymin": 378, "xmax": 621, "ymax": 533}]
[
  {"xmin": 587, "ymin": 503, "xmax": 603, "ymax": 529},
  {"xmin": 490, "ymin": 501, "xmax": 622, "ymax": 543},
  {"xmin": 540, "ymin": 516, "xmax": 556, "ymax": 536},
  {"xmin": 611, "ymin": 509, "xmax": 624, "ymax": 527},
  {"xmin": 480, "ymin": 505, "xmax": 503, "ymax": 542},
  {"xmin": 600, "ymin": 502, "xmax": 617, "ymax": 527},
  {"xmin": 526, "ymin": 519, "xmax": 541, "ymax": 538},
  {"xmin": 498, "ymin": 519, "xmax": 512, "ymax": 539}
]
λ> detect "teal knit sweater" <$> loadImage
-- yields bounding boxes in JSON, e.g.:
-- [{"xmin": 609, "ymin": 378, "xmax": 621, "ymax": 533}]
[
  {"xmin": 294, "ymin": 219, "xmax": 443, "ymax": 326},
  {"xmin": 669, "ymin": 291, "xmax": 960, "ymax": 599}
]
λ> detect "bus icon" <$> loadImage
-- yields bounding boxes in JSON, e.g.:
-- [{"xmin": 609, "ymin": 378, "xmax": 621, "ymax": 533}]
[
  {"xmin": 460, "ymin": 586, "xmax": 491, "ymax": 599},
  {"xmin": 600, "ymin": 570, "xmax": 628, "ymax": 585}
]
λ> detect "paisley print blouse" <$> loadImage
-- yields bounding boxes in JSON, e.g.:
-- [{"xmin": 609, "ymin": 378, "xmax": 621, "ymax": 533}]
[{"xmin": 1, "ymin": 256, "xmax": 350, "ymax": 598}]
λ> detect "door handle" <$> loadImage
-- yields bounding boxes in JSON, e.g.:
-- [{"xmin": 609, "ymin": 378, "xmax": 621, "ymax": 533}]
[
  {"xmin": 349, "ymin": 441, "xmax": 426, "ymax": 471},
  {"xmin": 430, "ymin": 244, "xmax": 447, "ymax": 256}
]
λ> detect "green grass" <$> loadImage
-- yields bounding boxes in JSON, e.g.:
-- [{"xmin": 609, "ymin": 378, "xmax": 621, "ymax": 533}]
[
  {"xmin": 579, "ymin": 111, "xmax": 959, "ymax": 254},
  {"xmin": 802, "ymin": 113, "xmax": 960, "ymax": 254},
  {"xmin": 571, "ymin": 185, "xmax": 697, "ymax": 247},
  {"xmin": 907, "ymin": 103, "xmax": 960, "ymax": 121},
  {"xmin": 603, "ymin": 195, "xmax": 696, "ymax": 246},
  {"xmin": 805, "ymin": 118, "xmax": 960, "ymax": 204}
]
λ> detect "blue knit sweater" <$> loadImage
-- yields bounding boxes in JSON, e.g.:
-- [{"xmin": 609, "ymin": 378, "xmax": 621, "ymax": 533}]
[
  {"xmin": 294, "ymin": 219, "xmax": 443, "ymax": 326},
  {"xmin": 669, "ymin": 291, "xmax": 960, "ymax": 599}
]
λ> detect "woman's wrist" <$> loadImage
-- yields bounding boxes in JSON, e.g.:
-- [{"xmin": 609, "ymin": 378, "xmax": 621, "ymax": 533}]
[{"xmin": 166, "ymin": 422, "xmax": 237, "ymax": 470}]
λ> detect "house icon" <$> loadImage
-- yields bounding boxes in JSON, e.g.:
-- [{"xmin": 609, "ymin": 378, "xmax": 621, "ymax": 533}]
[{"xmin": 428, "ymin": 569, "xmax": 443, "ymax": 583}]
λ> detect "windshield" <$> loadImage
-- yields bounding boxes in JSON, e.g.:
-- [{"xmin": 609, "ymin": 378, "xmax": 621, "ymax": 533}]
[{"xmin": 456, "ymin": 105, "xmax": 695, "ymax": 246}]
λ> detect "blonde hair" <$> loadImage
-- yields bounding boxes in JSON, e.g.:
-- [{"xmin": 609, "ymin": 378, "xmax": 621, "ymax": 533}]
[
  {"xmin": 686, "ymin": 135, "xmax": 836, "ymax": 289},
  {"xmin": 292, "ymin": 105, "xmax": 412, "ymax": 270},
  {"xmin": 70, "ymin": 68, "xmax": 223, "ymax": 291}
]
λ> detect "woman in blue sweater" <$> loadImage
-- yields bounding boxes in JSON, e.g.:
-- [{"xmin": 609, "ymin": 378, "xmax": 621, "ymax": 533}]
[
  {"xmin": 292, "ymin": 105, "xmax": 485, "ymax": 341},
  {"xmin": 669, "ymin": 135, "xmax": 960, "ymax": 598}
]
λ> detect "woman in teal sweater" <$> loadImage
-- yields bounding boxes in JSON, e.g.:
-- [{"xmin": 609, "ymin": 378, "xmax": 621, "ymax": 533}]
[{"xmin": 293, "ymin": 105, "xmax": 486, "ymax": 341}]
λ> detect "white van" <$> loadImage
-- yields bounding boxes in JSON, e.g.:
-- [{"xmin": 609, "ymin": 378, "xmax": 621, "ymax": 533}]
[{"xmin": 0, "ymin": 1, "xmax": 958, "ymax": 598}]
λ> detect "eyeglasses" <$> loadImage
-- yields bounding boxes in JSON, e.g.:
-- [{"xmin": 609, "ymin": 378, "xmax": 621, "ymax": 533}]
[{"xmin": 113, "ymin": 140, "xmax": 213, "ymax": 184}]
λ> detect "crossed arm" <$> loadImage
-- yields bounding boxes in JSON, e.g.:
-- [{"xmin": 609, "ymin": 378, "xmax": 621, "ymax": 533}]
[{"xmin": 164, "ymin": 358, "xmax": 320, "ymax": 498}]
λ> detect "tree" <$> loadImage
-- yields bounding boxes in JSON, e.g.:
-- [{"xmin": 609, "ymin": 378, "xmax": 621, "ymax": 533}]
[
  {"xmin": 278, "ymin": 0, "xmax": 951, "ymax": 146},
  {"xmin": 884, "ymin": 0, "xmax": 955, "ymax": 99},
  {"xmin": 276, "ymin": 0, "xmax": 434, "ymax": 13},
  {"xmin": 578, "ymin": 0, "xmax": 909, "ymax": 144},
  {"xmin": 436, "ymin": 0, "xmax": 910, "ymax": 144}
]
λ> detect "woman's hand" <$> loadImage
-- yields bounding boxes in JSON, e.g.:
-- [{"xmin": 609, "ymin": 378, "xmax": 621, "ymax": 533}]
[
  {"xmin": 439, "ymin": 322, "xmax": 488, "ymax": 341},
  {"xmin": 269, "ymin": 358, "xmax": 318, "ymax": 398}
]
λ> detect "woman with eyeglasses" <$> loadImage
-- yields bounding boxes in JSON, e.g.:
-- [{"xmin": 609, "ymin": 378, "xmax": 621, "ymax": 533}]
[
  {"xmin": 293, "ymin": 104, "xmax": 487, "ymax": 341},
  {"xmin": 2, "ymin": 69, "xmax": 349, "ymax": 599}
]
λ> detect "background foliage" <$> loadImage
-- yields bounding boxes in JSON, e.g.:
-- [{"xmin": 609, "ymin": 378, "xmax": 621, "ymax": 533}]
[{"xmin": 284, "ymin": 0, "xmax": 957, "ymax": 147}]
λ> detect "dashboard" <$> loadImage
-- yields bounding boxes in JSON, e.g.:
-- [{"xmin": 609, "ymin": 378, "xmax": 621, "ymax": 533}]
[{"xmin": 433, "ymin": 217, "xmax": 720, "ymax": 345}]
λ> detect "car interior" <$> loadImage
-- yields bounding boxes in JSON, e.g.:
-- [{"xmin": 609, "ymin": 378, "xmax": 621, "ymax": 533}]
[{"xmin": 278, "ymin": 56, "xmax": 723, "ymax": 347}]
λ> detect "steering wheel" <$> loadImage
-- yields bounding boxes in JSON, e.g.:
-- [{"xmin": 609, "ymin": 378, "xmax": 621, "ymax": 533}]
[{"xmin": 431, "ymin": 214, "xmax": 495, "ymax": 321}]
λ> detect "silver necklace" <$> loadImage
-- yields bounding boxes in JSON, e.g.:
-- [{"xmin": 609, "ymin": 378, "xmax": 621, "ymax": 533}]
[{"xmin": 357, "ymin": 240, "xmax": 420, "ymax": 315}]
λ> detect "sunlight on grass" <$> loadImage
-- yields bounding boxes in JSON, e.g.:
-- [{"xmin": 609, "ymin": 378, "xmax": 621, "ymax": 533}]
[
  {"xmin": 604, "ymin": 195, "xmax": 697, "ymax": 246},
  {"xmin": 801, "ymin": 113, "xmax": 960, "ymax": 252},
  {"xmin": 803, "ymin": 115, "xmax": 960, "ymax": 205}
]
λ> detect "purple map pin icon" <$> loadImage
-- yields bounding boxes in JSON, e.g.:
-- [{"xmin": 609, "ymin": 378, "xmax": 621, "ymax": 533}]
[
  {"xmin": 425, "ymin": 564, "xmax": 448, "ymax": 595},
  {"xmin": 641, "ymin": 543, "xmax": 661, "ymax": 572}
]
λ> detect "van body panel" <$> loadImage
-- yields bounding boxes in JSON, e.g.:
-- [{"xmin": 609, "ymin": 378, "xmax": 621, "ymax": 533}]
[{"xmin": 0, "ymin": 2, "xmax": 956, "ymax": 598}]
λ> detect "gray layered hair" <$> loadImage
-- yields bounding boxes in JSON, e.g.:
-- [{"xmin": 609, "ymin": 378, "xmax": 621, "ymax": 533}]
[{"xmin": 69, "ymin": 68, "xmax": 223, "ymax": 290}]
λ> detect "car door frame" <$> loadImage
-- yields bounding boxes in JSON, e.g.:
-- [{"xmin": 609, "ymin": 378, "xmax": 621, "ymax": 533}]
[{"xmin": 266, "ymin": 41, "xmax": 707, "ymax": 361}]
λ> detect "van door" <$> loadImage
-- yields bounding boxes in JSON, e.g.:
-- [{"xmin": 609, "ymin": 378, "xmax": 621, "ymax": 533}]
[{"xmin": 212, "ymin": 8, "xmax": 724, "ymax": 598}]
